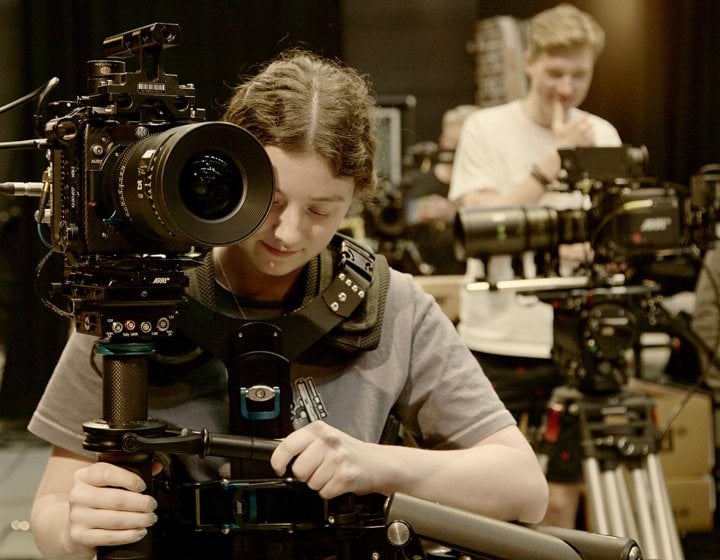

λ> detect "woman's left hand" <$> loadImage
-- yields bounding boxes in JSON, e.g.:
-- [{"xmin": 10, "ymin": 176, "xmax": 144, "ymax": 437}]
[{"xmin": 270, "ymin": 421, "xmax": 386, "ymax": 499}]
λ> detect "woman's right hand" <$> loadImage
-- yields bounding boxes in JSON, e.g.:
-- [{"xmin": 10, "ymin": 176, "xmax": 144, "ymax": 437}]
[
  {"xmin": 32, "ymin": 447, "xmax": 164, "ymax": 560},
  {"xmin": 65, "ymin": 461, "xmax": 158, "ymax": 551}
]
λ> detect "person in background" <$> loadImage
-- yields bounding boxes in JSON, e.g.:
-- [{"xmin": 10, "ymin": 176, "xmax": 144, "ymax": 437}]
[
  {"xmin": 403, "ymin": 104, "xmax": 479, "ymax": 274},
  {"xmin": 691, "ymin": 245, "xmax": 720, "ymax": 393},
  {"xmin": 28, "ymin": 50, "xmax": 548, "ymax": 560},
  {"xmin": 449, "ymin": 3, "xmax": 621, "ymax": 528}
]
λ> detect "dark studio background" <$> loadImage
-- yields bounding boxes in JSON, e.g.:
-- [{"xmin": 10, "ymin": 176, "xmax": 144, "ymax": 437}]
[{"xmin": 0, "ymin": 0, "xmax": 719, "ymax": 420}]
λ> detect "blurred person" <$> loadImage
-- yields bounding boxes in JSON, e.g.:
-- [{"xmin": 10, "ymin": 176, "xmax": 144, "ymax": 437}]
[
  {"xmin": 691, "ymin": 245, "xmax": 720, "ymax": 392},
  {"xmin": 449, "ymin": 3, "xmax": 621, "ymax": 528},
  {"xmin": 405, "ymin": 104, "xmax": 478, "ymax": 224},
  {"xmin": 404, "ymin": 104, "xmax": 479, "ymax": 274}
]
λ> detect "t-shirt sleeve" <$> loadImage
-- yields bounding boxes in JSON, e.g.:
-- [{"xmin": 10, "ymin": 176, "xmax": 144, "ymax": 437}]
[
  {"xmin": 28, "ymin": 332, "xmax": 104, "ymax": 459},
  {"xmin": 448, "ymin": 112, "xmax": 509, "ymax": 202},
  {"xmin": 590, "ymin": 116, "xmax": 622, "ymax": 146},
  {"xmin": 392, "ymin": 274, "xmax": 516, "ymax": 449}
]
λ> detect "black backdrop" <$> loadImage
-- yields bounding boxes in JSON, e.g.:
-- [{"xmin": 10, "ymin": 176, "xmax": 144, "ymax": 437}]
[
  {"xmin": 0, "ymin": 0, "xmax": 343, "ymax": 421},
  {"xmin": 1, "ymin": 0, "xmax": 720, "ymax": 420}
]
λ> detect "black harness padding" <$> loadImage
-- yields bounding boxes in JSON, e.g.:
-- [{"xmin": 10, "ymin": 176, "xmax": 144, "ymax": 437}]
[
  {"xmin": 175, "ymin": 234, "xmax": 389, "ymax": 477},
  {"xmin": 180, "ymin": 234, "xmax": 389, "ymax": 361},
  {"xmin": 150, "ymin": 236, "xmax": 398, "ymax": 557}
]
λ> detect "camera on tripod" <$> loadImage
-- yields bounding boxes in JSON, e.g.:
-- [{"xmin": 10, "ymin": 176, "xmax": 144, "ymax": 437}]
[
  {"xmin": 39, "ymin": 22, "xmax": 274, "ymax": 258},
  {"xmin": 454, "ymin": 146, "xmax": 720, "ymax": 394},
  {"xmin": 455, "ymin": 145, "xmax": 720, "ymax": 268}
]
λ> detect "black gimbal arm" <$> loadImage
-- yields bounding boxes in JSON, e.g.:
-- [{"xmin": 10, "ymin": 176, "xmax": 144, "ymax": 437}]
[
  {"xmin": 384, "ymin": 492, "xmax": 643, "ymax": 560},
  {"xmin": 119, "ymin": 428, "xmax": 279, "ymax": 462}
]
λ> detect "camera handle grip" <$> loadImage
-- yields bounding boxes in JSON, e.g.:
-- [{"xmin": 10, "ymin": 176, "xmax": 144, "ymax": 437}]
[
  {"xmin": 385, "ymin": 492, "xmax": 642, "ymax": 560},
  {"xmin": 120, "ymin": 429, "xmax": 280, "ymax": 462},
  {"xmin": 81, "ymin": 341, "xmax": 158, "ymax": 560}
]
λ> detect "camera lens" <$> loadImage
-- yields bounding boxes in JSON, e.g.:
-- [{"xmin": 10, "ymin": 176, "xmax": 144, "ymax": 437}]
[
  {"xmin": 454, "ymin": 207, "xmax": 558, "ymax": 260},
  {"xmin": 179, "ymin": 152, "xmax": 242, "ymax": 220},
  {"xmin": 454, "ymin": 206, "xmax": 589, "ymax": 260},
  {"xmin": 116, "ymin": 122, "xmax": 274, "ymax": 249}
]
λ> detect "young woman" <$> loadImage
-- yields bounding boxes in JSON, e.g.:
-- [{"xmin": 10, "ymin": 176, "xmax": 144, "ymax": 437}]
[{"xmin": 28, "ymin": 50, "xmax": 548, "ymax": 560}]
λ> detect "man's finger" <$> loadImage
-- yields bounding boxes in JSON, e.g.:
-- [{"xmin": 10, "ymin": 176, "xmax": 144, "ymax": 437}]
[{"xmin": 552, "ymin": 99, "xmax": 566, "ymax": 128}]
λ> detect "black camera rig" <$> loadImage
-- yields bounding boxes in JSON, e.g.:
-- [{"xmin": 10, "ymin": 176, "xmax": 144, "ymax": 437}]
[
  {"xmin": 1, "ymin": 23, "xmax": 650, "ymax": 560},
  {"xmin": 42, "ymin": 22, "xmax": 275, "ymax": 259},
  {"xmin": 2, "ymin": 22, "xmax": 276, "ymax": 340},
  {"xmin": 455, "ymin": 145, "xmax": 719, "ymax": 268},
  {"xmin": 454, "ymin": 146, "xmax": 720, "ymax": 394}
]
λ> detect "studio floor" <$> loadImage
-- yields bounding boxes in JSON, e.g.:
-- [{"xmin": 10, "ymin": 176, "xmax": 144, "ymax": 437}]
[
  {"xmin": 0, "ymin": 423, "xmax": 46, "ymax": 560},
  {"xmin": 0, "ymin": 421, "xmax": 718, "ymax": 560}
]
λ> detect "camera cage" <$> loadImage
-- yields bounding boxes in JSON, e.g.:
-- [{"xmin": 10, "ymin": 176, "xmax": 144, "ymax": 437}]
[
  {"xmin": 83, "ymin": 22, "xmax": 200, "ymax": 123},
  {"xmin": 39, "ymin": 23, "xmax": 275, "ymax": 261}
]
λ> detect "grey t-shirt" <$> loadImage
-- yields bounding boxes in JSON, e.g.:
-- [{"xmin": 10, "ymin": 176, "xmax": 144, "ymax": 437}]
[{"xmin": 29, "ymin": 268, "xmax": 514, "ymax": 481}]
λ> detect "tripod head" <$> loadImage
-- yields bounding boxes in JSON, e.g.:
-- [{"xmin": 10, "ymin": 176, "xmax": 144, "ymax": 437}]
[{"xmin": 535, "ymin": 282, "xmax": 659, "ymax": 395}]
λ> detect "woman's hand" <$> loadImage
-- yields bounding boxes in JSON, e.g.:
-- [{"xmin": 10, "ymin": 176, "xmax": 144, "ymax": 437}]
[
  {"xmin": 271, "ymin": 421, "xmax": 388, "ymax": 499},
  {"xmin": 65, "ymin": 461, "xmax": 159, "ymax": 550},
  {"xmin": 32, "ymin": 447, "xmax": 165, "ymax": 560},
  {"xmin": 270, "ymin": 422, "xmax": 548, "ymax": 523}
]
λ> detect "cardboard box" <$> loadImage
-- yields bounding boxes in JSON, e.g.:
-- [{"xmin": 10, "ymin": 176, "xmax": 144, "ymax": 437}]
[
  {"xmin": 628, "ymin": 379, "xmax": 714, "ymax": 477},
  {"xmin": 666, "ymin": 475, "xmax": 716, "ymax": 533},
  {"xmin": 412, "ymin": 275, "xmax": 464, "ymax": 324}
]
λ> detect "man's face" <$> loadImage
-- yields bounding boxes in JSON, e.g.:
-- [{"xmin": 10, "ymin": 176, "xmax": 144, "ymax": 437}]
[{"xmin": 525, "ymin": 45, "xmax": 595, "ymax": 117}]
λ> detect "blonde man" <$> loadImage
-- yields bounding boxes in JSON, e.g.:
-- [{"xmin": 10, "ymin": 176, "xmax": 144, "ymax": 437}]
[{"xmin": 450, "ymin": 3, "xmax": 621, "ymax": 528}]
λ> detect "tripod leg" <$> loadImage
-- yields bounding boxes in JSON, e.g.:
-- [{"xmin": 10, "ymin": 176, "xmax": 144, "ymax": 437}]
[
  {"xmin": 612, "ymin": 467, "xmax": 640, "ymax": 540},
  {"xmin": 601, "ymin": 467, "xmax": 628, "ymax": 538},
  {"xmin": 647, "ymin": 454, "xmax": 685, "ymax": 560},
  {"xmin": 630, "ymin": 466, "xmax": 659, "ymax": 559},
  {"xmin": 582, "ymin": 457, "xmax": 610, "ymax": 534}
]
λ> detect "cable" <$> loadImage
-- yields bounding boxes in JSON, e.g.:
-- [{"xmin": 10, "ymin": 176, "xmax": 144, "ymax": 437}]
[
  {"xmin": 588, "ymin": 198, "xmax": 654, "ymax": 252},
  {"xmin": 33, "ymin": 250, "xmax": 73, "ymax": 320},
  {"xmin": 0, "ymin": 77, "xmax": 58, "ymax": 116}
]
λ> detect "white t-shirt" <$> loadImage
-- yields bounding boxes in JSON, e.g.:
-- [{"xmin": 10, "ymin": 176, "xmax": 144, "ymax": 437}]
[{"xmin": 449, "ymin": 100, "xmax": 622, "ymax": 358}]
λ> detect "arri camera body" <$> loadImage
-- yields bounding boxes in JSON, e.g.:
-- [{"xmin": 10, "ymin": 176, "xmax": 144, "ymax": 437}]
[
  {"xmin": 19, "ymin": 23, "xmax": 275, "ymax": 340},
  {"xmin": 455, "ymin": 146, "xmax": 720, "ymax": 267},
  {"xmin": 41, "ymin": 23, "xmax": 274, "ymax": 258},
  {"xmin": 454, "ymin": 146, "xmax": 720, "ymax": 394}
]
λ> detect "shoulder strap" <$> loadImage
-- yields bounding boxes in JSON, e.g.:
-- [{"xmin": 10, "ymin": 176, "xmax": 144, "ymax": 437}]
[
  {"xmin": 182, "ymin": 234, "xmax": 389, "ymax": 360},
  {"xmin": 277, "ymin": 234, "xmax": 389, "ymax": 357}
]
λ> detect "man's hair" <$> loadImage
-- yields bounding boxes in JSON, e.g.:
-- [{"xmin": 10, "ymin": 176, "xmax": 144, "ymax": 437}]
[
  {"xmin": 223, "ymin": 49, "xmax": 378, "ymax": 198},
  {"xmin": 525, "ymin": 3, "xmax": 606, "ymax": 61}
]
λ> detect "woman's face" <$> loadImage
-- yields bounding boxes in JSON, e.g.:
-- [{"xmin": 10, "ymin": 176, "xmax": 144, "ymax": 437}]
[{"xmin": 232, "ymin": 146, "xmax": 355, "ymax": 285}]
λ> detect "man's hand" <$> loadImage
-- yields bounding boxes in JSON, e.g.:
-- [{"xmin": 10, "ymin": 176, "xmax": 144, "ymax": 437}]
[
  {"xmin": 408, "ymin": 194, "xmax": 458, "ymax": 224},
  {"xmin": 551, "ymin": 99, "xmax": 594, "ymax": 148}
]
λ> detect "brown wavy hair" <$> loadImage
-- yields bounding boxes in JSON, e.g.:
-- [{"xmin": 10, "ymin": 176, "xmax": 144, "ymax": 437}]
[{"xmin": 223, "ymin": 50, "xmax": 378, "ymax": 198}]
